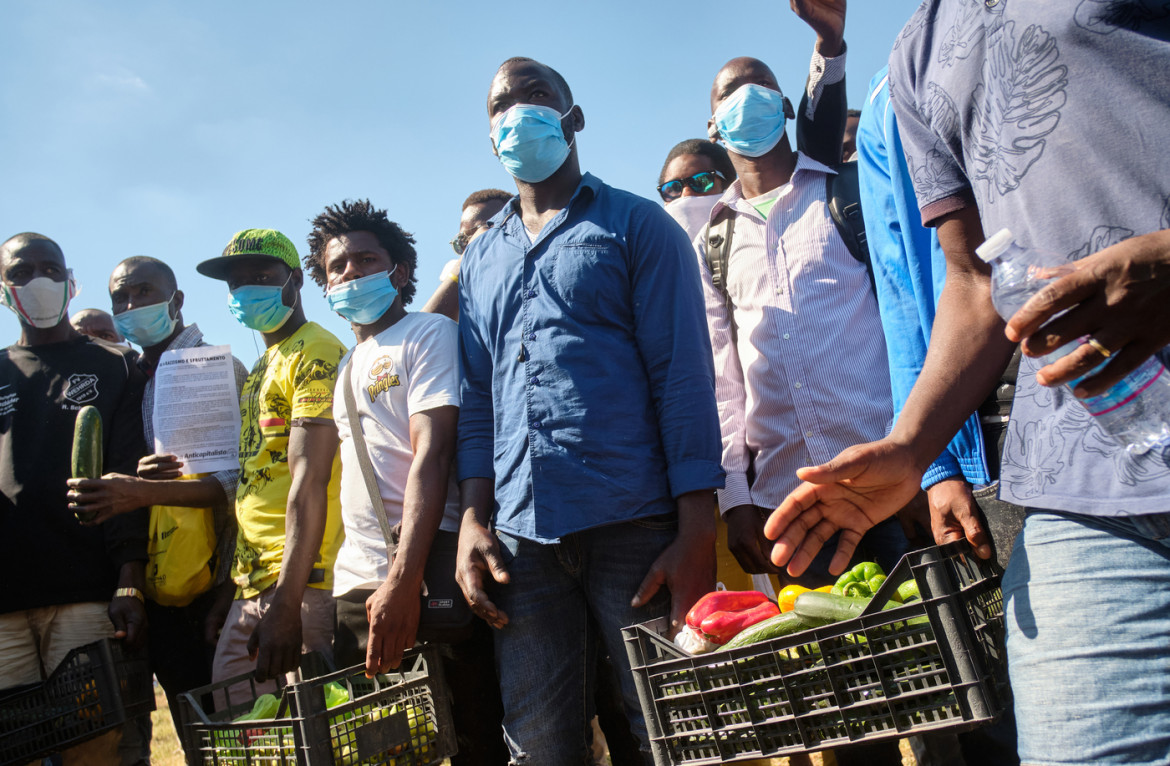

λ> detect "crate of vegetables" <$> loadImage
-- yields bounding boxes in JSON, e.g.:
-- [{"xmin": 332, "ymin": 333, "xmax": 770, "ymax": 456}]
[
  {"xmin": 0, "ymin": 638, "xmax": 154, "ymax": 765},
  {"xmin": 178, "ymin": 647, "xmax": 455, "ymax": 766},
  {"xmin": 622, "ymin": 543, "xmax": 1008, "ymax": 766}
]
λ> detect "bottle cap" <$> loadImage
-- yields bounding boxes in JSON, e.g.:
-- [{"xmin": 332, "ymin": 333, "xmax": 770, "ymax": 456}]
[{"xmin": 976, "ymin": 228, "xmax": 1015, "ymax": 263}]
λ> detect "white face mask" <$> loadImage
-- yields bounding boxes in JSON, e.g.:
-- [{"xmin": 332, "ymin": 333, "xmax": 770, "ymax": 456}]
[
  {"xmin": 665, "ymin": 195, "xmax": 722, "ymax": 241},
  {"xmin": 0, "ymin": 274, "xmax": 79, "ymax": 329}
]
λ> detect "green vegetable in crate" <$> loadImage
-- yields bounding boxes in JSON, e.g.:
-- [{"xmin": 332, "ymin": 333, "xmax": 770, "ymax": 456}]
[
  {"xmin": 233, "ymin": 693, "xmax": 281, "ymax": 722},
  {"xmin": 720, "ymin": 610, "xmax": 829, "ymax": 650},
  {"xmin": 831, "ymin": 561, "xmax": 885, "ymax": 598},
  {"xmin": 324, "ymin": 681, "xmax": 350, "ymax": 710},
  {"xmin": 71, "ymin": 406, "xmax": 103, "ymax": 522},
  {"xmin": 793, "ymin": 591, "xmax": 896, "ymax": 624},
  {"xmin": 896, "ymin": 579, "xmax": 921, "ymax": 603}
]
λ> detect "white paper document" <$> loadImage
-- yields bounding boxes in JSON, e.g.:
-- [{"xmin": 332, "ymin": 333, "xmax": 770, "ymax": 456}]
[{"xmin": 152, "ymin": 344, "xmax": 241, "ymax": 474}]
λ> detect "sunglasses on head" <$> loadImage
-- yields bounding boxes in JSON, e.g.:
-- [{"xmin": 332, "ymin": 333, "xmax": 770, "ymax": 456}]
[{"xmin": 657, "ymin": 170, "xmax": 727, "ymax": 202}]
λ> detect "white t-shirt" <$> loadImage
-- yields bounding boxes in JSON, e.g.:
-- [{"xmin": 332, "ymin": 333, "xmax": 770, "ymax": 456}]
[{"xmin": 332, "ymin": 312, "xmax": 462, "ymax": 597}]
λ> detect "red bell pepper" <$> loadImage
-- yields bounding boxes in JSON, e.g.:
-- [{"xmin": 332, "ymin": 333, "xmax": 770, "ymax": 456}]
[
  {"xmin": 699, "ymin": 600, "xmax": 781, "ymax": 645},
  {"xmin": 685, "ymin": 590, "xmax": 771, "ymax": 629}
]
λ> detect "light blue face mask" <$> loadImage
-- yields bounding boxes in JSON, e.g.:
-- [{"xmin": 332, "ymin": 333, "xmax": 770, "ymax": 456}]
[
  {"xmin": 326, "ymin": 267, "xmax": 398, "ymax": 325},
  {"xmin": 490, "ymin": 104, "xmax": 575, "ymax": 183},
  {"xmin": 712, "ymin": 83, "xmax": 788, "ymax": 158},
  {"xmin": 228, "ymin": 274, "xmax": 295, "ymax": 332},
  {"xmin": 114, "ymin": 295, "xmax": 177, "ymax": 348}
]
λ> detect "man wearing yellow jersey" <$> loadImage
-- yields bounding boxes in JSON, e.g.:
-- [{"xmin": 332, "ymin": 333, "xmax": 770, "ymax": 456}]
[{"xmin": 198, "ymin": 229, "xmax": 345, "ymax": 684}]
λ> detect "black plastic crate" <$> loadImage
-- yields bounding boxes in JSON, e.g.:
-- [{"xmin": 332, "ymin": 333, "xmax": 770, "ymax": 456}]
[
  {"xmin": 0, "ymin": 638, "xmax": 154, "ymax": 765},
  {"xmin": 623, "ymin": 543, "xmax": 1009, "ymax": 765},
  {"xmin": 179, "ymin": 647, "xmax": 456, "ymax": 766}
]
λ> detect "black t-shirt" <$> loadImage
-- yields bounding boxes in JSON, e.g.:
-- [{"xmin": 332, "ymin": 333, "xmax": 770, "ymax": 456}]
[{"xmin": 1, "ymin": 335, "xmax": 149, "ymax": 614}]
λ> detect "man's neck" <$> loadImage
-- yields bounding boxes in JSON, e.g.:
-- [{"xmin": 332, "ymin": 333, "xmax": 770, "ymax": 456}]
[
  {"xmin": 142, "ymin": 323, "xmax": 187, "ymax": 367},
  {"xmin": 261, "ymin": 306, "xmax": 307, "ymax": 348},
  {"xmin": 19, "ymin": 319, "xmax": 81, "ymax": 347},
  {"xmin": 516, "ymin": 157, "xmax": 583, "ymax": 237},
  {"xmin": 353, "ymin": 300, "xmax": 407, "ymax": 344},
  {"xmin": 732, "ymin": 143, "xmax": 798, "ymax": 200}
]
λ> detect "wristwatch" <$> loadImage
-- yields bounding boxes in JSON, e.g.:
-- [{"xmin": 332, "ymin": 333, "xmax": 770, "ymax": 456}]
[{"xmin": 114, "ymin": 587, "xmax": 145, "ymax": 603}]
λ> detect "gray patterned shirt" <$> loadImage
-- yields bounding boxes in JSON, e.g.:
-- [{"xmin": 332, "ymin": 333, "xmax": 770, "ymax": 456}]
[
  {"xmin": 142, "ymin": 324, "xmax": 250, "ymax": 583},
  {"xmin": 889, "ymin": 0, "xmax": 1170, "ymax": 514}
]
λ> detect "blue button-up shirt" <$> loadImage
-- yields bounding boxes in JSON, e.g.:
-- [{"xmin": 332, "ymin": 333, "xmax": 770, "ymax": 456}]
[{"xmin": 457, "ymin": 173, "xmax": 725, "ymax": 543}]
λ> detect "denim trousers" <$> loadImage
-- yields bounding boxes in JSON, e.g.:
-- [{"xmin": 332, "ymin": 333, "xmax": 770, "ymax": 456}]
[
  {"xmin": 491, "ymin": 516, "xmax": 677, "ymax": 766},
  {"xmin": 1004, "ymin": 510, "xmax": 1170, "ymax": 765}
]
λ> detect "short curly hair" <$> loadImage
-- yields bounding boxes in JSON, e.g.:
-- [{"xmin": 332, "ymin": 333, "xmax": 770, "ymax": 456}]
[{"xmin": 304, "ymin": 199, "xmax": 418, "ymax": 305}]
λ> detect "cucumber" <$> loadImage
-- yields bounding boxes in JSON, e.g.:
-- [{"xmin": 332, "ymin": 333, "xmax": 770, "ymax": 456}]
[
  {"xmin": 720, "ymin": 611, "xmax": 826, "ymax": 650},
  {"xmin": 71, "ymin": 406, "xmax": 103, "ymax": 522},
  {"xmin": 793, "ymin": 591, "xmax": 872, "ymax": 624}
]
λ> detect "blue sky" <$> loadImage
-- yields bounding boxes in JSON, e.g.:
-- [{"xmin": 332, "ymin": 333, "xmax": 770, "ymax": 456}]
[{"xmin": 1, "ymin": 0, "xmax": 921, "ymax": 364}]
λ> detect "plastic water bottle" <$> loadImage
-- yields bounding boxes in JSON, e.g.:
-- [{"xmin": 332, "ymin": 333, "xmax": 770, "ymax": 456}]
[{"xmin": 976, "ymin": 228, "xmax": 1170, "ymax": 455}]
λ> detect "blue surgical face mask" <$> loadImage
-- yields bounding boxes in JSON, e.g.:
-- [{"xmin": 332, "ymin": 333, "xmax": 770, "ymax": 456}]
[
  {"xmin": 712, "ymin": 83, "xmax": 788, "ymax": 158},
  {"xmin": 114, "ymin": 295, "xmax": 178, "ymax": 347},
  {"xmin": 490, "ymin": 104, "xmax": 575, "ymax": 183},
  {"xmin": 326, "ymin": 267, "xmax": 399, "ymax": 325},
  {"xmin": 228, "ymin": 273, "xmax": 296, "ymax": 332}
]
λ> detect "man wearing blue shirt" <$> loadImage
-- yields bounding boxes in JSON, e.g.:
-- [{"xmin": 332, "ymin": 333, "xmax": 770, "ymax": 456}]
[{"xmin": 455, "ymin": 57, "xmax": 724, "ymax": 764}]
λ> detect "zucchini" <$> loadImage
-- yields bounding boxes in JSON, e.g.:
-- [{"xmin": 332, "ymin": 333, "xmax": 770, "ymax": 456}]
[
  {"xmin": 71, "ymin": 406, "xmax": 103, "ymax": 522},
  {"xmin": 720, "ymin": 611, "xmax": 826, "ymax": 650},
  {"xmin": 793, "ymin": 591, "xmax": 871, "ymax": 623}
]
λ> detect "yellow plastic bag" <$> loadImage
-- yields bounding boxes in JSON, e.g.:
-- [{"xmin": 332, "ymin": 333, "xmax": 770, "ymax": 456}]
[{"xmin": 144, "ymin": 478, "xmax": 217, "ymax": 606}]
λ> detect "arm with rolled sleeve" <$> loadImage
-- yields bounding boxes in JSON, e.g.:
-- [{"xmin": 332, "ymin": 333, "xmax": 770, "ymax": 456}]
[{"xmin": 797, "ymin": 44, "xmax": 848, "ymax": 167}]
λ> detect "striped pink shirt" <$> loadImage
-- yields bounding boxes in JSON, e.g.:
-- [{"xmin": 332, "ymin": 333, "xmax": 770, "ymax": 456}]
[{"xmin": 696, "ymin": 153, "xmax": 893, "ymax": 513}]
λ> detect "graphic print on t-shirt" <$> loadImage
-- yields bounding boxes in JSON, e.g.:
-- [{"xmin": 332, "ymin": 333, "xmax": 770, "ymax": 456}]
[
  {"xmin": 365, "ymin": 354, "xmax": 401, "ymax": 402},
  {"xmin": 64, "ymin": 373, "xmax": 100, "ymax": 406}
]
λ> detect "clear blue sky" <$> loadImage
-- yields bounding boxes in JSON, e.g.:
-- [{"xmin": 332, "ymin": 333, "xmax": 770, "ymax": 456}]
[{"xmin": 1, "ymin": 0, "xmax": 921, "ymax": 365}]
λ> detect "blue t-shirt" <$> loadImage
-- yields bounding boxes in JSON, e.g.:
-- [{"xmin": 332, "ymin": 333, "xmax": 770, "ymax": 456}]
[
  {"xmin": 889, "ymin": 0, "xmax": 1170, "ymax": 515},
  {"xmin": 457, "ymin": 173, "xmax": 725, "ymax": 542}
]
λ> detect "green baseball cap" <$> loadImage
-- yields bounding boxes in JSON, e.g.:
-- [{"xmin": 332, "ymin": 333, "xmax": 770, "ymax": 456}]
[{"xmin": 196, "ymin": 228, "xmax": 301, "ymax": 281}]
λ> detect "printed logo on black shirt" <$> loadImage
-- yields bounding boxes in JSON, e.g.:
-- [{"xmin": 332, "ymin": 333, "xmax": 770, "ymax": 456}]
[
  {"xmin": 0, "ymin": 385, "xmax": 15, "ymax": 417},
  {"xmin": 64, "ymin": 374, "xmax": 100, "ymax": 405}
]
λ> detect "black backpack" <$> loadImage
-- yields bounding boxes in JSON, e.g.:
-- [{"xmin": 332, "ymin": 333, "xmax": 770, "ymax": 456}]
[{"xmin": 702, "ymin": 160, "xmax": 872, "ymax": 341}]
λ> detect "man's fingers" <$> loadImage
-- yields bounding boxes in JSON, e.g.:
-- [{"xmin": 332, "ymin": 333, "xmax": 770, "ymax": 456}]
[
  {"xmin": 768, "ymin": 507, "xmax": 820, "ymax": 572},
  {"xmin": 483, "ymin": 548, "xmax": 511, "ymax": 586},
  {"xmin": 1070, "ymin": 341, "xmax": 1161, "ymax": 397},
  {"xmin": 631, "ymin": 567, "xmax": 665, "ymax": 610},
  {"xmin": 789, "ymin": 518, "xmax": 842, "ymax": 577},
  {"xmin": 764, "ymin": 484, "xmax": 823, "ymax": 540},
  {"xmin": 827, "ymin": 527, "xmax": 863, "ymax": 577},
  {"xmin": 794, "ymin": 455, "xmax": 865, "ymax": 486},
  {"xmin": 1005, "ymin": 268, "xmax": 1098, "ymax": 342},
  {"xmin": 957, "ymin": 509, "xmax": 992, "ymax": 560}
]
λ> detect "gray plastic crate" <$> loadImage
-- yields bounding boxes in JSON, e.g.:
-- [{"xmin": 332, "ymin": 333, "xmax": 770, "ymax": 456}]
[
  {"xmin": 0, "ymin": 639, "xmax": 154, "ymax": 766},
  {"xmin": 179, "ymin": 647, "xmax": 455, "ymax": 766},
  {"xmin": 623, "ymin": 543, "xmax": 1009, "ymax": 765}
]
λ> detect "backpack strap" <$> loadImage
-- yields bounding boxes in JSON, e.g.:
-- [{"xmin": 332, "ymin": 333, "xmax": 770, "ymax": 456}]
[
  {"xmin": 702, "ymin": 207, "xmax": 738, "ymax": 344},
  {"xmin": 826, "ymin": 160, "xmax": 876, "ymax": 297}
]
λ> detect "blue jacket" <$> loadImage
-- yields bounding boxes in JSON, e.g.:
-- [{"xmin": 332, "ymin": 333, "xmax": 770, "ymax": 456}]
[{"xmin": 857, "ymin": 67, "xmax": 990, "ymax": 489}]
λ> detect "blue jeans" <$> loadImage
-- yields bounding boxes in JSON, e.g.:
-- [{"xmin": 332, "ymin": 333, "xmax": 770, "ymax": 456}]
[
  {"xmin": 491, "ymin": 516, "xmax": 676, "ymax": 766},
  {"xmin": 1004, "ymin": 510, "xmax": 1170, "ymax": 765}
]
